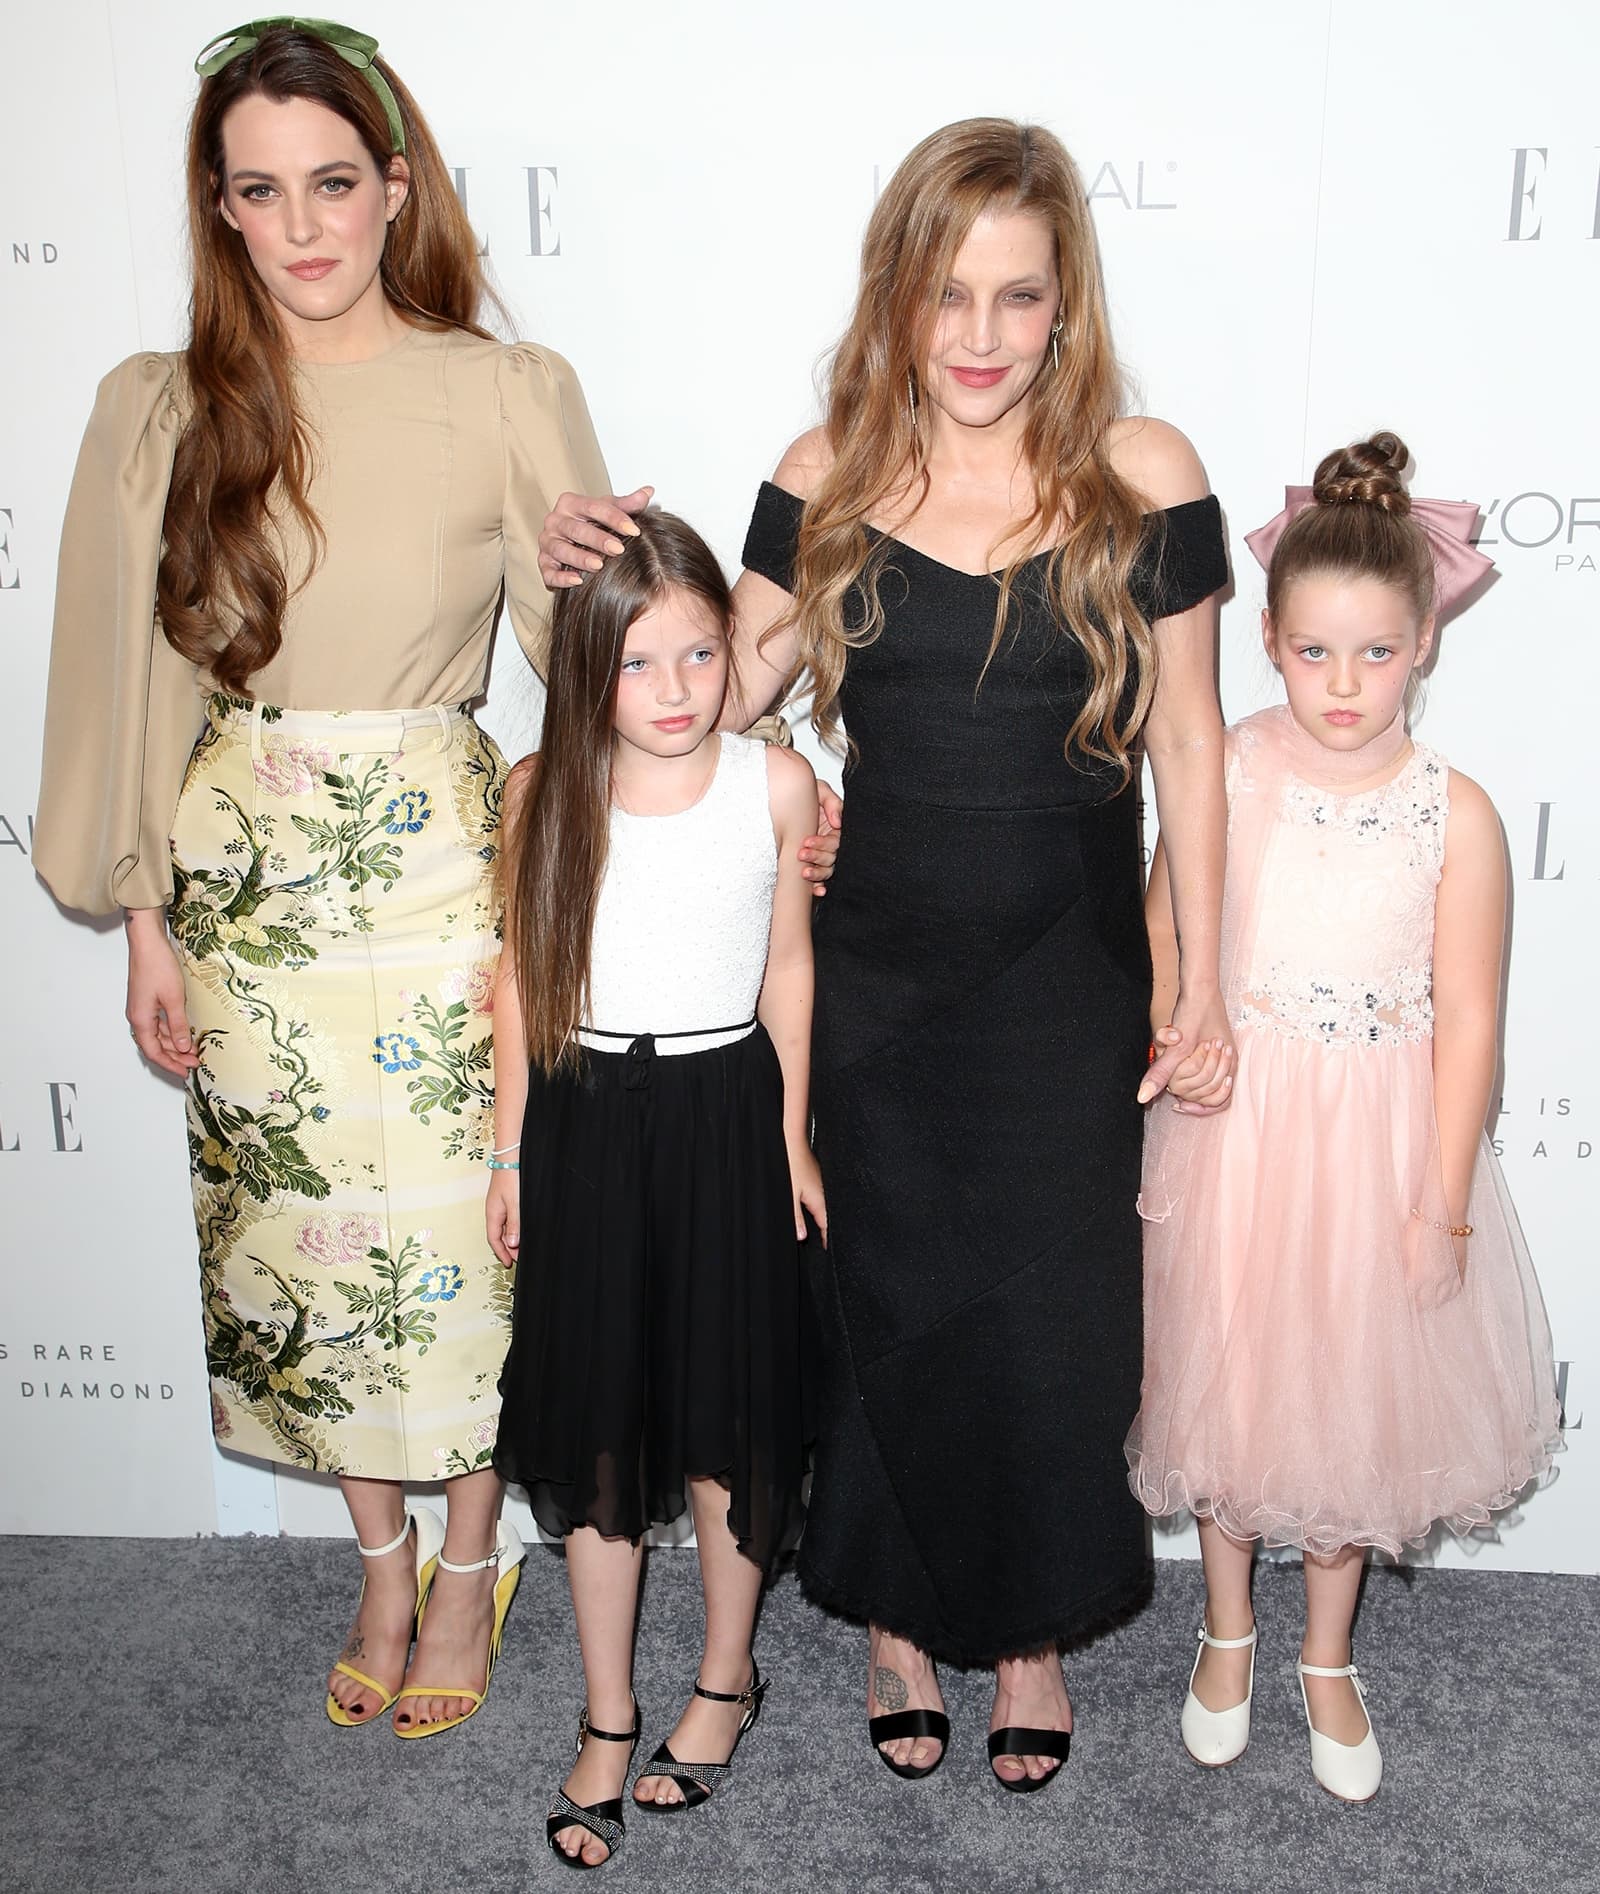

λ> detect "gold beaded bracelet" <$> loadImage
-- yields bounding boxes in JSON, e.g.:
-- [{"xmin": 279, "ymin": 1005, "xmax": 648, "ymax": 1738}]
[{"xmin": 1410, "ymin": 1207, "xmax": 1473, "ymax": 1239}]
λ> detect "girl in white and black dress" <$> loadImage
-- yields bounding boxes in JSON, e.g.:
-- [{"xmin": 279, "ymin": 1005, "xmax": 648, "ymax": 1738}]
[{"xmin": 487, "ymin": 510, "xmax": 825, "ymax": 1871}]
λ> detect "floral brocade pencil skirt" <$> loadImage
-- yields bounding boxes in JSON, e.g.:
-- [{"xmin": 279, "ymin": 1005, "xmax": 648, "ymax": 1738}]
[{"xmin": 168, "ymin": 693, "xmax": 511, "ymax": 1479}]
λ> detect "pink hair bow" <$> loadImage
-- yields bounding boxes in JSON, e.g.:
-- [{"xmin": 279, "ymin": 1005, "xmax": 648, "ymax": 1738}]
[{"xmin": 1245, "ymin": 489, "xmax": 1495, "ymax": 616}]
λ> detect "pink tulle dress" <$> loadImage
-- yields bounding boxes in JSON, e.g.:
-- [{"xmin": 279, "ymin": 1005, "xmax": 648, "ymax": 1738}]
[{"xmin": 1127, "ymin": 706, "xmax": 1560, "ymax": 1557}]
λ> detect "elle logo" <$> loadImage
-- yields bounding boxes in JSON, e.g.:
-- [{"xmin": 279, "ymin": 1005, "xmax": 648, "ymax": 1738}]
[
  {"xmin": 448, "ymin": 167, "xmax": 561, "ymax": 257},
  {"xmin": 449, "ymin": 171, "xmax": 490, "ymax": 258},
  {"xmin": 1506, "ymin": 148, "xmax": 1600, "ymax": 240},
  {"xmin": 0, "ymin": 508, "xmax": 19, "ymax": 590},
  {"xmin": 1555, "ymin": 1361, "xmax": 1582, "ymax": 1431},
  {"xmin": 0, "ymin": 1083, "xmax": 83, "ymax": 1153},
  {"xmin": 1531, "ymin": 803, "xmax": 1566, "ymax": 881}
]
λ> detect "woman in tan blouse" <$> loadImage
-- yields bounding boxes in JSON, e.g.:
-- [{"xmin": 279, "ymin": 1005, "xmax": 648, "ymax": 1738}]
[{"xmin": 35, "ymin": 22, "xmax": 611, "ymax": 1737}]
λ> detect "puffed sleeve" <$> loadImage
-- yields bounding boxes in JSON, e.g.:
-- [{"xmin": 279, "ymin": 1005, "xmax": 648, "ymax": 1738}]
[
  {"xmin": 497, "ymin": 343, "xmax": 611, "ymax": 678},
  {"xmin": 34, "ymin": 354, "xmax": 204, "ymax": 914}
]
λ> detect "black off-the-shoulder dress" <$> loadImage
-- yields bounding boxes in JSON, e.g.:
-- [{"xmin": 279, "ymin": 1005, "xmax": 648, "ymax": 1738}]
[{"xmin": 742, "ymin": 484, "xmax": 1229, "ymax": 1665}]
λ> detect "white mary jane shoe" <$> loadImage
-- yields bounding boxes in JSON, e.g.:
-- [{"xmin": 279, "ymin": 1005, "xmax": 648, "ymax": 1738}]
[
  {"xmin": 1180, "ymin": 1623, "xmax": 1256, "ymax": 1767},
  {"xmin": 1297, "ymin": 1659, "xmax": 1383, "ymax": 1803}
]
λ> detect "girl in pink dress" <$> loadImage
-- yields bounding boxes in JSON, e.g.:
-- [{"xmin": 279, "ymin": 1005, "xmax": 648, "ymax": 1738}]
[{"xmin": 1126, "ymin": 433, "xmax": 1560, "ymax": 1803}]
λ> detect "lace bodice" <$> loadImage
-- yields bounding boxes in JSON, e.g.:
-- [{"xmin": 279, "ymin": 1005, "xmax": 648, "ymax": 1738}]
[
  {"xmin": 585, "ymin": 734, "xmax": 776, "ymax": 1052},
  {"xmin": 1233, "ymin": 745, "xmax": 1448, "ymax": 1049}
]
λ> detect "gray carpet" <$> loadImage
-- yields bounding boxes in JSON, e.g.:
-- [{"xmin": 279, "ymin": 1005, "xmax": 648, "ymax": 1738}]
[{"xmin": 1, "ymin": 1536, "xmax": 1593, "ymax": 1893}]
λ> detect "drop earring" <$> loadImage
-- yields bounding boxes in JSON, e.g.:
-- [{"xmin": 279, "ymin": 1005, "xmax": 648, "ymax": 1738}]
[
  {"xmin": 906, "ymin": 370, "xmax": 918, "ymax": 426},
  {"xmin": 1050, "ymin": 321, "xmax": 1062, "ymax": 373}
]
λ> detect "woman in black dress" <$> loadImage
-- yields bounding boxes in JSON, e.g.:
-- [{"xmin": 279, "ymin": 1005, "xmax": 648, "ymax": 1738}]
[{"xmin": 540, "ymin": 118, "xmax": 1231, "ymax": 1792}]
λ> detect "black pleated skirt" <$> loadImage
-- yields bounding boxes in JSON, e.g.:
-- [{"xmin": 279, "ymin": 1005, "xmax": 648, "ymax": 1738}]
[{"xmin": 494, "ymin": 1026, "xmax": 808, "ymax": 1572}]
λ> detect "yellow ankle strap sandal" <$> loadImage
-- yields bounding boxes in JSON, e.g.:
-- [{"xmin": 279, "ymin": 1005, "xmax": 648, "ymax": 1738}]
[
  {"xmin": 392, "ymin": 1518, "xmax": 526, "ymax": 1739},
  {"xmin": 325, "ymin": 1506, "xmax": 445, "ymax": 1727}
]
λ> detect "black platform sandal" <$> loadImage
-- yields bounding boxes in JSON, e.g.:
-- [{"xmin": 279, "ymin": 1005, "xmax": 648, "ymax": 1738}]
[
  {"xmin": 870, "ymin": 1708, "xmax": 951, "ymax": 1782},
  {"xmin": 636, "ymin": 1661, "xmax": 769, "ymax": 1812},
  {"xmin": 987, "ymin": 1725, "xmax": 1071, "ymax": 1794},
  {"xmin": 546, "ymin": 1702, "xmax": 643, "ymax": 1870}
]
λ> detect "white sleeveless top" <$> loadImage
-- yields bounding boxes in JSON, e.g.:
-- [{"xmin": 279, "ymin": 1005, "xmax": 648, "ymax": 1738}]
[{"xmin": 581, "ymin": 733, "xmax": 778, "ymax": 1055}]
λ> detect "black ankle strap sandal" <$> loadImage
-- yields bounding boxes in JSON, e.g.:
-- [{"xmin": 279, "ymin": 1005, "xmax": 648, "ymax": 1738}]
[
  {"xmin": 637, "ymin": 1662, "xmax": 769, "ymax": 1812},
  {"xmin": 869, "ymin": 1707, "xmax": 952, "ymax": 1781},
  {"xmin": 547, "ymin": 1703, "xmax": 643, "ymax": 1870},
  {"xmin": 987, "ymin": 1724, "xmax": 1071, "ymax": 1794}
]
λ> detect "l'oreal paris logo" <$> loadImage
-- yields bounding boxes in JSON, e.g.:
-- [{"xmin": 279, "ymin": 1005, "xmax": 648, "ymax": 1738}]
[
  {"xmin": 872, "ymin": 160, "xmax": 1177, "ymax": 211},
  {"xmin": 1473, "ymin": 494, "xmax": 1600, "ymax": 570},
  {"xmin": 1083, "ymin": 161, "xmax": 1177, "ymax": 211}
]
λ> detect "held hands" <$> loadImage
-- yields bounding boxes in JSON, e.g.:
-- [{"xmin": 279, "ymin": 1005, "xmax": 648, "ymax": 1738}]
[
  {"xmin": 788, "ymin": 1138, "xmax": 828, "ymax": 1246},
  {"xmin": 1153, "ymin": 1028, "xmax": 1235, "ymax": 1113},
  {"xmin": 486, "ymin": 1168, "xmax": 520, "ymax": 1268},
  {"xmin": 1138, "ymin": 991, "xmax": 1236, "ymax": 1114},
  {"xmin": 537, "ymin": 486, "xmax": 654, "ymax": 588},
  {"xmin": 125, "ymin": 911, "xmax": 200, "ymax": 1076}
]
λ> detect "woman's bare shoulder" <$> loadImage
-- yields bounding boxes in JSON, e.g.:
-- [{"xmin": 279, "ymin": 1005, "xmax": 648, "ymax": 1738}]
[
  {"xmin": 771, "ymin": 427, "xmax": 834, "ymax": 501},
  {"xmin": 1105, "ymin": 416, "xmax": 1208, "ymax": 509}
]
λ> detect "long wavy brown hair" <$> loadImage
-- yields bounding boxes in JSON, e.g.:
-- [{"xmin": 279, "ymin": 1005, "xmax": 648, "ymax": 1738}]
[
  {"xmin": 780, "ymin": 117, "xmax": 1153, "ymax": 782},
  {"xmin": 505, "ymin": 512, "xmax": 735, "ymax": 1074},
  {"xmin": 158, "ymin": 25, "xmax": 491, "ymax": 693}
]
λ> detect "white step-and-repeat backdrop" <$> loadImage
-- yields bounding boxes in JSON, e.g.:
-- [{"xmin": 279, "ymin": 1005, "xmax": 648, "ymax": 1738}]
[{"xmin": 3, "ymin": 1, "xmax": 1594, "ymax": 1564}]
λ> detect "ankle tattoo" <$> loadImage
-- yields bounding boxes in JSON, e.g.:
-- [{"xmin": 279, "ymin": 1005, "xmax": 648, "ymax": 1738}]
[{"xmin": 874, "ymin": 1666, "xmax": 908, "ymax": 1713}]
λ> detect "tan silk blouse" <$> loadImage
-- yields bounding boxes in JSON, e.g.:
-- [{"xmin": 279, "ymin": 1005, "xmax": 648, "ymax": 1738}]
[{"xmin": 34, "ymin": 325, "xmax": 609, "ymax": 914}]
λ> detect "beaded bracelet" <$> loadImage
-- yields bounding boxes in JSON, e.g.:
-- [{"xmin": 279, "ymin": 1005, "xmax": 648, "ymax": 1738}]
[
  {"xmin": 487, "ymin": 1157, "xmax": 520, "ymax": 1172},
  {"xmin": 1410, "ymin": 1207, "xmax": 1473, "ymax": 1239}
]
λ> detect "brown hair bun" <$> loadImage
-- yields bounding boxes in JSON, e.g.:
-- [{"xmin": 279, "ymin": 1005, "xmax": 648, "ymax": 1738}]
[
  {"xmin": 1267, "ymin": 431, "xmax": 1433, "ymax": 621},
  {"xmin": 1311, "ymin": 433, "xmax": 1411, "ymax": 515}
]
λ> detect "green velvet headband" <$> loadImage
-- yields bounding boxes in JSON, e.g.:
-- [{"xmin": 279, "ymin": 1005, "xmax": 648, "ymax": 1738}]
[{"xmin": 194, "ymin": 17, "xmax": 406, "ymax": 154}]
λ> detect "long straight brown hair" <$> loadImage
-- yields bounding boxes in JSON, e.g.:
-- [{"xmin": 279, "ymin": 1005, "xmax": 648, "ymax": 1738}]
[
  {"xmin": 505, "ymin": 511, "xmax": 735, "ymax": 1074},
  {"xmin": 157, "ymin": 24, "xmax": 491, "ymax": 693},
  {"xmin": 780, "ymin": 118, "xmax": 1153, "ymax": 783}
]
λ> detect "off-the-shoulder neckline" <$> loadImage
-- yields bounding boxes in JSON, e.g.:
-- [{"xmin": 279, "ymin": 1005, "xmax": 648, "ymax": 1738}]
[{"xmin": 755, "ymin": 480, "xmax": 1217, "ymax": 582}]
